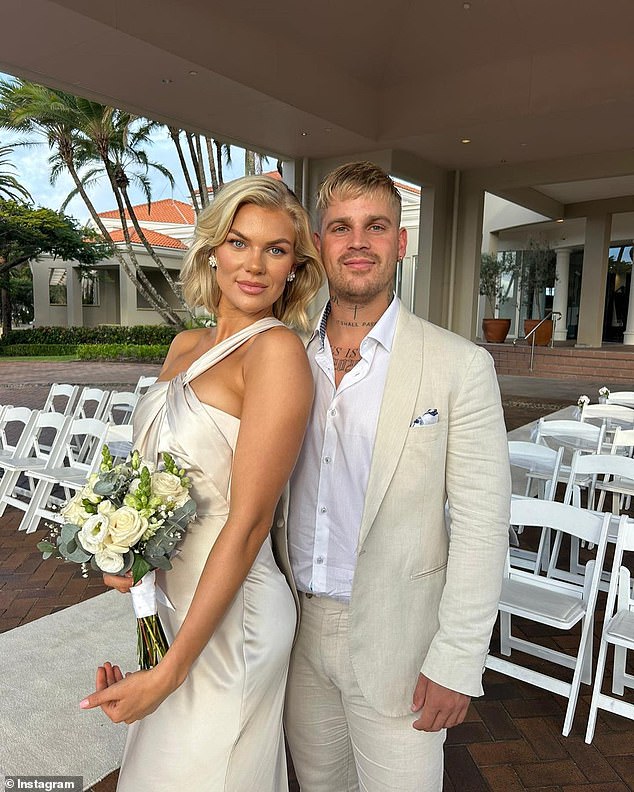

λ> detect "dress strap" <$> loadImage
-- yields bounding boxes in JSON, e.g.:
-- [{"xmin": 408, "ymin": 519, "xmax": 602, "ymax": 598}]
[{"xmin": 182, "ymin": 317, "xmax": 285, "ymax": 384}]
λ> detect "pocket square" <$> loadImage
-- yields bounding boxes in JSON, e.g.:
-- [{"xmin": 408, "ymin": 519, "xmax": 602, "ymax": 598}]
[{"xmin": 411, "ymin": 409, "xmax": 438, "ymax": 426}]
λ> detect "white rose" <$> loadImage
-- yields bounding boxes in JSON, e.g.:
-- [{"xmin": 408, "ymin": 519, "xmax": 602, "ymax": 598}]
[
  {"xmin": 97, "ymin": 500, "xmax": 116, "ymax": 515},
  {"xmin": 80, "ymin": 480, "xmax": 101, "ymax": 505},
  {"xmin": 77, "ymin": 513, "xmax": 110, "ymax": 553},
  {"xmin": 108, "ymin": 506, "xmax": 148, "ymax": 548},
  {"xmin": 151, "ymin": 471, "xmax": 189, "ymax": 506},
  {"xmin": 94, "ymin": 545, "xmax": 125, "ymax": 574},
  {"xmin": 61, "ymin": 496, "xmax": 90, "ymax": 527}
]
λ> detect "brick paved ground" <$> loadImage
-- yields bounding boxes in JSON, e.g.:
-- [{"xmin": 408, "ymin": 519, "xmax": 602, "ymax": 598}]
[{"xmin": 1, "ymin": 360, "xmax": 634, "ymax": 791}]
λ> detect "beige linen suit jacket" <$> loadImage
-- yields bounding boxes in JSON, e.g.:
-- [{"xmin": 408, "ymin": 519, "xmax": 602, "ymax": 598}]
[{"xmin": 272, "ymin": 303, "xmax": 511, "ymax": 718}]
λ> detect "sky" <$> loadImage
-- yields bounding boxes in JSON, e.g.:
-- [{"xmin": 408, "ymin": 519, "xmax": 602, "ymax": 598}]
[{"xmin": 0, "ymin": 71, "xmax": 250, "ymax": 225}]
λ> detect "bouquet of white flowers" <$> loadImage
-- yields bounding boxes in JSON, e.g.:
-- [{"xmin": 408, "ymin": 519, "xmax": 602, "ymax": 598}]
[{"xmin": 38, "ymin": 446, "xmax": 197, "ymax": 669}]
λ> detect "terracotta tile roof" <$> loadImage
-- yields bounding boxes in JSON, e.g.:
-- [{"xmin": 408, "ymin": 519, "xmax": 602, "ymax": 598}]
[
  {"xmin": 99, "ymin": 198, "xmax": 195, "ymax": 225},
  {"xmin": 108, "ymin": 228, "xmax": 186, "ymax": 250}
]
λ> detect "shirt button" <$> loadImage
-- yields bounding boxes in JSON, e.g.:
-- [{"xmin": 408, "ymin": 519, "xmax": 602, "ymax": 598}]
[
  {"xmin": 319, "ymin": 506, "xmax": 327, "ymax": 514},
  {"xmin": 324, "ymin": 456, "xmax": 331, "ymax": 464},
  {"xmin": 316, "ymin": 556, "xmax": 324, "ymax": 564},
  {"xmin": 330, "ymin": 408, "xmax": 337, "ymax": 416}
]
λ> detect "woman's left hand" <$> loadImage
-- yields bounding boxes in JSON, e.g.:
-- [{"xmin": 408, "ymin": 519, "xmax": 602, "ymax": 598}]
[{"xmin": 80, "ymin": 661, "xmax": 178, "ymax": 724}]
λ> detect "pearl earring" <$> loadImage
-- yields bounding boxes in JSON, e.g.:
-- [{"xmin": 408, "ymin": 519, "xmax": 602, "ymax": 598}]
[
  {"xmin": 208, "ymin": 253, "xmax": 218, "ymax": 269},
  {"xmin": 286, "ymin": 271, "xmax": 296, "ymax": 282}
]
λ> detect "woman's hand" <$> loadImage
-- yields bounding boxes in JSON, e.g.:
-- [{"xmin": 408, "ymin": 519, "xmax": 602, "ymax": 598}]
[
  {"xmin": 103, "ymin": 571, "xmax": 134, "ymax": 593},
  {"xmin": 80, "ymin": 661, "xmax": 181, "ymax": 724}
]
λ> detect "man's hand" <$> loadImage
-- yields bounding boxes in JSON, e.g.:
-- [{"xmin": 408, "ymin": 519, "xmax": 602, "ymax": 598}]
[{"xmin": 411, "ymin": 673, "xmax": 470, "ymax": 731}]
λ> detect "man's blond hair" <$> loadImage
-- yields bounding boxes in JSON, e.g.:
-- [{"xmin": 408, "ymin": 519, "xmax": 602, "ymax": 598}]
[{"xmin": 316, "ymin": 161, "xmax": 402, "ymax": 226}]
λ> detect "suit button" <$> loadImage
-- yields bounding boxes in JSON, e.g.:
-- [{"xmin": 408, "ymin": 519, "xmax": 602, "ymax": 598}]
[{"xmin": 276, "ymin": 518, "xmax": 284, "ymax": 528}]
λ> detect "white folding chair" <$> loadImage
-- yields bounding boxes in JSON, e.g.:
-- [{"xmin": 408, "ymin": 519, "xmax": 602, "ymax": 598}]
[
  {"xmin": 104, "ymin": 422, "xmax": 134, "ymax": 464},
  {"xmin": 103, "ymin": 390, "xmax": 139, "ymax": 425},
  {"xmin": 0, "ymin": 411, "xmax": 71, "ymax": 518},
  {"xmin": 42, "ymin": 383, "xmax": 79, "ymax": 417},
  {"xmin": 17, "ymin": 416, "xmax": 111, "ymax": 533},
  {"xmin": 73, "ymin": 386, "xmax": 111, "ymax": 420},
  {"xmin": 606, "ymin": 391, "xmax": 634, "ymax": 409},
  {"xmin": 534, "ymin": 418, "xmax": 606, "ymax": 463},
  {"xmin": 133, "ymin": 375, "xmax": 157, "ymax": 396},
  {"xmin": 580, "ymin": 403, "xmax": 634, "ymax": 432},
  {"xmin": 508, "ymin": 441, "xmax": 564, "ymax": 572},
  {"xmin": 0, "ymin": 406, "xmax": 36, "ymax": 464},
  {"xmin": 485, "ymin": 498, "xmax": 611, "ymax": 736},
  {"xmin": 585, "ymin": 516, "xmax": 634, "ymax": 743}
]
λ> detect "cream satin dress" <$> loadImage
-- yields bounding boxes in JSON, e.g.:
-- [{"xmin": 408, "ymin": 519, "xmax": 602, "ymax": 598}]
[{"xmin": 117, "ymin": 318, "xmax": 296, "ymax": 792}]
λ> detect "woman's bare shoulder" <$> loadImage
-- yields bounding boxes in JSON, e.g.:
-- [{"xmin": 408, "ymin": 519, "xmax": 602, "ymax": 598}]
[{"xmin": 245, "ymin": 325, "xmax": 307, "ymax": 368}]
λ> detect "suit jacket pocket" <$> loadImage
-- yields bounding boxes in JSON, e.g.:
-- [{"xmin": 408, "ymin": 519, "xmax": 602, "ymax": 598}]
[
  {"xmin": 406, "ymin": 422, "xmax": 444, "ymax": 444},
  {"xmin": 410, "ymin": 561, "xmax": 448, "ymax": 581}
]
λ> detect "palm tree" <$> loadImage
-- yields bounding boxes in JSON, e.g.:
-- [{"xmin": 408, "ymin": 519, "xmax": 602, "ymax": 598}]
[
  {"xmin": 0, "ymin": 80, "xmax": 182, "ymax": 326},
  {"xmin": 60, "ymin": 106, "xmax": 191, "ymax": 318},
  {"xmin": 167, "ymin": 127, "xmax": 232, "ymax": 213},
  {"xmin": 0, "ymin": 143, "xmax": 31, "ymax": 202}
]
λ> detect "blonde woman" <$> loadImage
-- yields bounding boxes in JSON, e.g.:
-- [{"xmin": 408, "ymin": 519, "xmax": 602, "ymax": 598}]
[{"xmin": 82, "ymin": 176, "xmax": 323, "ymax": 792}]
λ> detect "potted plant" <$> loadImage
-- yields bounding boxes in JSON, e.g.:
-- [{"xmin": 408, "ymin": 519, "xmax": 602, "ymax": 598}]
[
  {"xmin": 519, "ymin": 239, "xmax": 557, "ymax": 345},
  {"xmin": 479, "ymin": 252, "xmax": 519, "ymax": 343}
]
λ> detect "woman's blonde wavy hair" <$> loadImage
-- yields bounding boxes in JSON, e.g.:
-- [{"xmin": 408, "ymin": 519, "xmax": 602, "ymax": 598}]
[{"xmin": 180, "ymin": 175, "xmax": 323, "ymax": 333}]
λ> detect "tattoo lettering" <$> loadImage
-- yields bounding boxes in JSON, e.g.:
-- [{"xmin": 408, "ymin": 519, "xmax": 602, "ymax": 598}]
[
  {"xmin": 331, "ymin": 346, "xmax": 361, "ymax": 374},
  {"xmin": 335, "ymin": 320, "xmax": 376, "ymax": 328}
]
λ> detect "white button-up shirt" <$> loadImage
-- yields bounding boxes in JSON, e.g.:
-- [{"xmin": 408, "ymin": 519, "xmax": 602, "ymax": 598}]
[{"xmin": 288, "ymin": 297, "xmax": 399, "ymax": 601}]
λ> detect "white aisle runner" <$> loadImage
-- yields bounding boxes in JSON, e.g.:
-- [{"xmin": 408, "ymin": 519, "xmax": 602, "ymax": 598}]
[{"xmin": 0, "ymin": 590, "xmax": 137, "ymax": 789}]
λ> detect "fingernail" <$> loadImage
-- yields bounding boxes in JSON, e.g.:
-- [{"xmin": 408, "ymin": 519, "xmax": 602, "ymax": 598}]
[{"xmin": 79, "ymin": 699, "xmax": 90, "ymax": 709}]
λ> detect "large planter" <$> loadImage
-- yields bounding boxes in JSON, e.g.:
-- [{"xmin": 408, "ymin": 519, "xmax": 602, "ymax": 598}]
[
  {"xmin": 482, "ymin": 318, "xmax": 511, "ymax": 343},
  {"xmin": 523, "ymin": 318, "xmax": 553, "ymax": 346}
]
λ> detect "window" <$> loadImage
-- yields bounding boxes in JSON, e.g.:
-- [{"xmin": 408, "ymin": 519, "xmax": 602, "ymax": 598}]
[
  {"xmin": 49, "ymin": 268, "xmax": 67, "ymax": 305},
  {"xmin": 81, "ymin": 270, "xmax": 100, "ymax": 306}
]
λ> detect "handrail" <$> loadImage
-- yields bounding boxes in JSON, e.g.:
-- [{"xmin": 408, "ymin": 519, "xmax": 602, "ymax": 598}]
[{"xmin": 513, "ymin": 310, "xmax": 562, "ymax": 371}]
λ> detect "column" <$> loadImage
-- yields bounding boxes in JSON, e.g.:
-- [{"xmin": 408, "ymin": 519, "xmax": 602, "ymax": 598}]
[
  {"xmin": 412, "ymin": 174, "xmax": 452, "ymax": 325},
  {"xmin": 576, "ymin": 214, "xmax": 612, "ymax": 347},
  {"xmin": 622, "ymin": 273, "xmax": 634, "ymax": 345},
  {"xmin": 451, "ymin": 179, "xmax": 485, "ymax": 340},
  {"xmin": 553, "ymin": 248, "xmax": 571, "ymax": 341}
]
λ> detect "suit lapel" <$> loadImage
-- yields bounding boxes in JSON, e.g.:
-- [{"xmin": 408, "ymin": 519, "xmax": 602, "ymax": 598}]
[{"xmin": 357, "ymin": 307, "xmax": 424, "ymax": 549}]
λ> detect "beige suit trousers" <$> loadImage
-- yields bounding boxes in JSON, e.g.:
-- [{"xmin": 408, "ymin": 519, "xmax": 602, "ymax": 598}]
[{"xmin": 285, "ymin": 594, "xmax": 446, "ymax": 792}]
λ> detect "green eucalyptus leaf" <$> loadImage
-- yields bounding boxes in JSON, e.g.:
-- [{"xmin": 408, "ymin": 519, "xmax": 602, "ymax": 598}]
[
  {"xmin": 61, "ymin": 522, "xmax": 81, "ymax": 544},
  {"xmin": 37, "ymin": 540, "xmax": 56, "ymax": 554},
  {"xmin": 57, "ymin": 539, "xmax": 91, "ymax": 563}
]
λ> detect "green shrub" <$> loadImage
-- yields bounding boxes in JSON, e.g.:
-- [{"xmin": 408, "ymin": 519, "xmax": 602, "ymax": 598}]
[
  {"xmin": 77, "ymin": 343, "xmax": 169, "ymax": 362},
  {"xmin": 1, "ymin": 325, "xmax": 179, "ymax": 346},
  {"xmin": 0, "ymin": 344, "xmax": 78, "ymax": 356}
]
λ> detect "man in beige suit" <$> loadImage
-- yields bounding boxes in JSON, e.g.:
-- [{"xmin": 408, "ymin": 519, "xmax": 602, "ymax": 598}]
[{"xmin": 281, "ymin": 162, "xmax": 510, "ymax": 791}]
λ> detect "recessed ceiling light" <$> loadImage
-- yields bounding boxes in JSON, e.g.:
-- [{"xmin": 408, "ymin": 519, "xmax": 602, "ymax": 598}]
[
  {"xmin": 300, "ymin": 131, "xmax": 309, "ymax": 136},
  {"xmin": 161, "ymin": 78, "xmax": 173, "ymax": 84},
  {"xmin": 188, "ymin": 70, "xmax": 198, "ymax": 76},
  {"xmin": 324, "ymin": 128, "xmax": 332, "ymax": 133},
  {"xmin": 556, "ymin": 218, "xmax": 564, "ymax": 223},
  {"xmin": 463, "ymin": 2, "xmax": 471, "ymax": 8},
  {"xmin": 520, "ymin": 142, "xmax": 528, "ymax": 147},
  {"xmin": 500, "ymin": 159, "xmax": 507, "ymax": 164},
  {"xmin": 461, "ymin": 138, "xmax": 471, "ymax": 144}
]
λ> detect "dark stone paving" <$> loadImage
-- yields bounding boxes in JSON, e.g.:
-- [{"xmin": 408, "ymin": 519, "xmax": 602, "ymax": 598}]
[{"xmin": 1, "ymin": 360, "xmax": 634, "ymax": 791}]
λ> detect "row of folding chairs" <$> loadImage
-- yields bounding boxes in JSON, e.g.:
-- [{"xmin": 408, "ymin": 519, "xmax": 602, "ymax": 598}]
[
  {"xmin": 0, "ymin": 375, "xmax": 157, "ymax": 533},
  {"xmin": 0, "ymin": 406, "xmax": 110, "ymax": 533},
  {"xmin": 487, "ymin": 498, "xmax": 634, "ymax": 744}
]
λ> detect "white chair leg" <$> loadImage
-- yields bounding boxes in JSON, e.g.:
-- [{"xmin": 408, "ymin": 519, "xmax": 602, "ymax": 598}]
[
  {"xmin": 18, "ymin": 478, "xmax": 54, "ymax": 533},
  {"xmin": 612, "ymin": 645, "xmax": 627, "ymax": 695},
  {"xmin": 585, "ymin": 637, "xmax": 611, "ymax": 743},
  {"xmin": 500, "ymin": 611, "xmax": 512, "ymax": 656}
]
